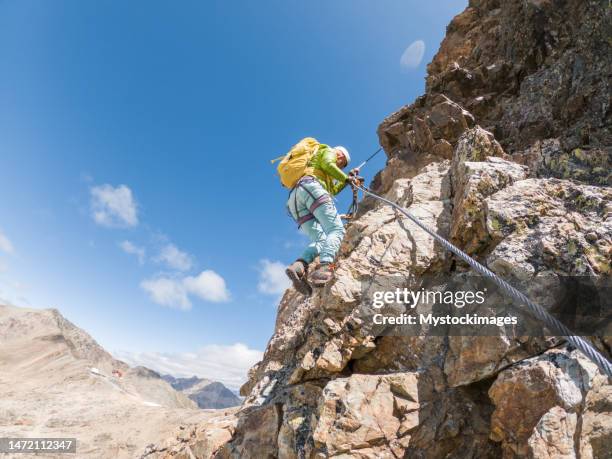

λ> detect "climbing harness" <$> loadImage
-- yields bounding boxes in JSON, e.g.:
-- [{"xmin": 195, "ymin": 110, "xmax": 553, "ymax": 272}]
[
  {"xmin": 288, "ymin": 176, "xmax": 332, "ymax": 228},
  {"xmin": 354, "ymin": 183, "xmax": 612, "ymax": 378},
  {"xmin": 340, "ymin": 184, "xmax": 360, "ymax": 221}
]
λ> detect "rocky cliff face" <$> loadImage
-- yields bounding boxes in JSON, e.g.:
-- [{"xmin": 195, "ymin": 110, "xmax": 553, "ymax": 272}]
[{"xmin": 153, "ymin": 1, "xmax": 611, "ymax": 457}]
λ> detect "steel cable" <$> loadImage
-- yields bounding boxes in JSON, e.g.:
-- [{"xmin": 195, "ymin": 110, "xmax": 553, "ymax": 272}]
[{"xmin": 357, "ymin": 184, "xmax": 612, "ymax": 377}]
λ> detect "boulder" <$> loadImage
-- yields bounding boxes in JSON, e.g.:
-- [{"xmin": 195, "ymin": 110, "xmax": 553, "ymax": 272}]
[{"xmin": 488, "ymin": 347, "xmax": 606, "ymax": 458}]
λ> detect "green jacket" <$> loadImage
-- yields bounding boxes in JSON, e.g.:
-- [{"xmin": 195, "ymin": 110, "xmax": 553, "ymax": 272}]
[{"xmin": 308, "ymin": 144, "xmax": 349, "ymax": 195}]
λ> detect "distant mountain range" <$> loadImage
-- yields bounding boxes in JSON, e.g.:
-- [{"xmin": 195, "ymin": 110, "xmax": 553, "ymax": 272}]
[
  {"xmin": 162, "ymin": 374, "xmax": 241, "ymax": 409},
  {"xmin": 0, "ymin": 304, "xmax": 240, "ymax": 457}
]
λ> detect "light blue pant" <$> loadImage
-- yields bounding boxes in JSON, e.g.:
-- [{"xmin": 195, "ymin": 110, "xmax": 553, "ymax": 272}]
[{"xmin": 288, "ymin": 179, "xmax": 346, "ymax": 264}]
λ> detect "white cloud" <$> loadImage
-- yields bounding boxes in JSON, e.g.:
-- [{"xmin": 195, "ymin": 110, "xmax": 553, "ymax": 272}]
[
  {"xmin": 257, "ymin": 259, "xmax": 290, "ymax": 296},
  {"xmin": 156, "ymin": 243, "xmax": 193, "ymax": 271},
  {"xmin": 119, "ymin": 240, "xmax": 146, "ymax": 265},
  {"xmin": 140, "ymin": 277, "xmax": 191, "ymax": 310},
  {"xmin": 141, "ymin": 270, "xmax": 230, "ymax": 309},
  {"xmin": 0, "ymin": 278, "xmax": 31, "ymax": 307},
  {"xmin": 400, "ymin": 40, "xmax": 426, "ymax": 71},
  {"xmin": 113, "ymin": 343, "xmax": 262, "ymax": 391},
  {"xmin": 90, "ymin": 184, "xmax": 138, "ymax": 227},
  {"xmin": 0, "ymin": 229, "xmax": 14, "ymax": 254},
  {"xmin": 184, "ymin": 270, "xmax": 230, "ymax": 302}
]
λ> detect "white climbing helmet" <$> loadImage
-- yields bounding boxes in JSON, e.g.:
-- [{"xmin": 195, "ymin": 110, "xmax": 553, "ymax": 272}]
[{"xmin": 334, "ymin": 146, "xmax": 350, "ymax": 165}]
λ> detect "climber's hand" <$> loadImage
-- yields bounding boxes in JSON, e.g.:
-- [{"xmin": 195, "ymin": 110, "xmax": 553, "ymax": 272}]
[
  {"xmin": 349, "ymin": 168, "xmax": 360, "ymax": 177},
  {"xmin": 348, "ymin": 175, "xmax": 364, "ymax": 187}
]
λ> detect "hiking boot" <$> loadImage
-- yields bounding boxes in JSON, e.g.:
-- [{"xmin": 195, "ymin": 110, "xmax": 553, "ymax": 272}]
[
  {"xmin": 285, "ymin": 259, "xmax": 312, "ymax": 296},
  {"xmin": 311, "ymin": 263, "xmax": 335, "ymax": 287}
]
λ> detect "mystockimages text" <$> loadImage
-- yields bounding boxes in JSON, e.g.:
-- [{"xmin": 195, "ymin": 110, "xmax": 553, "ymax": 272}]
[{"xmin": 370, "ymin": 287, "xmax": 519, "ymax": 327}]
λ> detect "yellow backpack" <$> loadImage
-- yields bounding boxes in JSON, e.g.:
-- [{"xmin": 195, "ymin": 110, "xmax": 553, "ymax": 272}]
[{"xmin": 272, "ymin": 137, "xmax": 320, "ymax": 188}]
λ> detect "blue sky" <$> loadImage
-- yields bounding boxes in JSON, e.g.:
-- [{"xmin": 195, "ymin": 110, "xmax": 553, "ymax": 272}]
[{"xmin": 0, "ymin": 0, "xmax": 465, "ymax": 389}]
